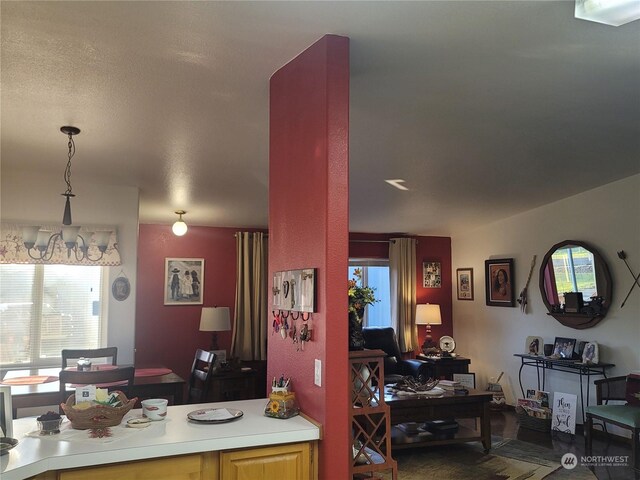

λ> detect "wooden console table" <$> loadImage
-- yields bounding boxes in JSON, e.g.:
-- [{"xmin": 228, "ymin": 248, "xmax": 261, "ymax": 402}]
[
  {"xmin": 513, "ymin": 353, "xmax": 615, "ymax": 422},
  {"xmin": 207, "ymin": 369, "xmax": 259, "ymax": 402}
]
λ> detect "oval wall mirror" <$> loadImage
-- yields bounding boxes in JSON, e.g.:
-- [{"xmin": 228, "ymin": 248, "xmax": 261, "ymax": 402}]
[{"xmin": 538, "ymin": 240, "xmax": 612, "ymax": 329}]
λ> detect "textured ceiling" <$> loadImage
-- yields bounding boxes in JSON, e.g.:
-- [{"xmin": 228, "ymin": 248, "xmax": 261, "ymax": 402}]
[{"xmin": 2, "ymin": 1, "xmax": 639, "ymax": 235}]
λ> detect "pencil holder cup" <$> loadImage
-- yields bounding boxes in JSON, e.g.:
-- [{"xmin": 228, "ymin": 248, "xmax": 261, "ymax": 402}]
[{"xmin": 264, "ymin": 388, "xmax": 299, "ymax": 419}]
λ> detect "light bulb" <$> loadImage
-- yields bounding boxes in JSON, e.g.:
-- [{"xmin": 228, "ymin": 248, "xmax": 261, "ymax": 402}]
[{"xmin": 172, "ymin": 220, "xmax": 188, "ymax": 236}]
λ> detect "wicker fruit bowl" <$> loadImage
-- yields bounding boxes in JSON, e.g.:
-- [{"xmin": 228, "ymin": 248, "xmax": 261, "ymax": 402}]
[{"xmin": 60, "ymin": 391, "xmax": 137, "ymax": 430}]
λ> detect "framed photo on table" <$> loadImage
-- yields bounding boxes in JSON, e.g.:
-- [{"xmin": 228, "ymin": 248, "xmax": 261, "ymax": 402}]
[
  {"xmin": 456, "ymin": 268, "xmax": 474, "ymax": 300},
  {"xmin": 485, "ymin": 258, "xmax": 515, "ymax": 307},
  {"xmin": 453, "ymin": 373, "xmax": 476, "ymax": 389},
  {"xmin": 164, "ymin": 258, "xmax": 204, "ymax": 305}
]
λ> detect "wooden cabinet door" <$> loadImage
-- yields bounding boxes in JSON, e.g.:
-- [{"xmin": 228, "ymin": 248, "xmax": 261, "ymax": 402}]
[
  {"xmin": 58, "ymin": 454, "xmax": 206, "ymax": 480},
  {"xmin": 220, "ymin": 442, "xmax": 310, "ymax": 480}
]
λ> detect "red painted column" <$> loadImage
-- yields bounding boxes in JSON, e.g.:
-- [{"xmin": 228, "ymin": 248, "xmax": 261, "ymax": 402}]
[{"xmin": 269, "ymin": 35, "xmax": 350, "ymax": 479}]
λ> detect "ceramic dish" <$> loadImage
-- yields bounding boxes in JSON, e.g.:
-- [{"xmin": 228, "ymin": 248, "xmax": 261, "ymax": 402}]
[
  {"xmin": 0, "ymin": 437, "xmax": 18, "ymax": 456},
  {"xmin": 126, "ymin": 417, "xmax": 151, "ymax": 428},
  {"xmin": 439, "ymin": 336, "xmax": 456, "ymax": 353},
  {"xmin": 187, "ymin": 408, "xmax": 243, "ymax": 424}
]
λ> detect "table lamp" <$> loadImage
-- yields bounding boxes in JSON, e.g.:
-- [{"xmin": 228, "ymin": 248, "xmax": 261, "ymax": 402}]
[
  {"xmin": 199, "ymin": 306, "xmax": 231, "ymax": 354},
  {"xmin": 415, "ymin": 304, "xmax": 442, "ymax": 355}
]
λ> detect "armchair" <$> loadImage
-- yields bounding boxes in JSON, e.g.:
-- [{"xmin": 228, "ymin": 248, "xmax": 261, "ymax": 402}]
[
  {"xmin": 585, "ymin": 375, "xmax": 640, "ymax": 476},
  {"xmin": 362, "ymin": 327, "xmax": 430, "ymax": 384}
]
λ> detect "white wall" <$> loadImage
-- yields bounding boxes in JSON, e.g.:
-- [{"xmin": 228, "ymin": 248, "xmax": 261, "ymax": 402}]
[
  {"xmin": 1, "ymin": 170, "xmax": 139, "ymax": 365},
  {"xmin": 452, "ymin": 174, "xmax": 640, "ymax": 422}
]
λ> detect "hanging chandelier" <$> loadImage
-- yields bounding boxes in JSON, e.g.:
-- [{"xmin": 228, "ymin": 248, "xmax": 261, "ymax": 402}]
[{"xmin": 21, "ymin": 126, "xmax": 111, "ymax": 262}]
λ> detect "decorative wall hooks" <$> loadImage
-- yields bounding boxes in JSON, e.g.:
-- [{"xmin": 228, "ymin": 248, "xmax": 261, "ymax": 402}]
[
  {"xmin": 272, "ymin": 308, "xmax": 313, "ymax": 351},
  {"xmin": 273, "ymin": 268, "xmax": 316, "ymax": 312}
]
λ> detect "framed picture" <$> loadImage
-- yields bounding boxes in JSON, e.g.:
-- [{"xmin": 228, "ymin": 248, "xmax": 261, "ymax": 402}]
[
  {"xmin": 582, "ymin": 342, "xmax": 599, "ymax": 364},
  {"xmin": 164, "ymin": 258, "xmax": 204, "ymax": 305},
  {"xmin": 0, "ymin": 386, "xmax": 13, "ymax": 438},
  {"xmin": 111, "ymin": 276, "xmax": 131, "ymax": 301},
  {"xmin": 453, "ymin": 373, "xmax": 476, "ymax": 389},
  {"xmin": 552, "ymin": 337, "xmax": 576, "ymax": 359},
  {"xmin": 552, "ymin": 392, "xmax": 577, "ymax": 434},
  {"xmin": 485, "ymin": 258, "xmax": 515, "ymax": 307},
  {"xmin": 423, "ymin": 261, "xmax": 441, "ymax": 288},
  {"xmin": 456, "ymin": 268, "xmax": 474, "ymax": 300},
  {"xmin": 525, "ymin": 336, "xmax": 543, "ymax": 356}
]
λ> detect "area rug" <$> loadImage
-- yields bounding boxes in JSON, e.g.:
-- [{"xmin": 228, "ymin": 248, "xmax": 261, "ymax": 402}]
[{"xmin": 382, "ymin": 438, "xmax": 597, "ymax": 480}]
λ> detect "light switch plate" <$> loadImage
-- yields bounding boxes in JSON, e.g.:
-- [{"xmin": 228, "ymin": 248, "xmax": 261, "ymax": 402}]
[{"xmin": 314, "ymin": 359, "xmax": 321, "ymax": 387}]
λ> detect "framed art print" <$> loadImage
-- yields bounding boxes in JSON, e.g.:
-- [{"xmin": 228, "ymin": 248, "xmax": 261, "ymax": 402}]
[
  {"xmin": 423, "ymin": 261, "xmax": 441, "ymax": 288},
  {"xmin": 485, "ymin": 258, "xmax": 515, "ymax": 307},
  {"xmin": 164, "ymin": 258, "xmax": 204, "ymax": 305},
  {"xmin": 456, "ymin": 268, "xmax": 474, "ymax": 300}
]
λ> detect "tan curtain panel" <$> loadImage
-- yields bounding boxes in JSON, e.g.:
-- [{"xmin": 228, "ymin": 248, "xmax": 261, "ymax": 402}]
[
  {"xmin": 230, "ymin": 232, "xmax": 268, "ymax": 361},
  {"xmin": 389, "ymin": 237, "xmax": 417, "ymax": 352},
  {"xmin": 0, "ymin": 223, "xmax": 121, "ymax": 266}
]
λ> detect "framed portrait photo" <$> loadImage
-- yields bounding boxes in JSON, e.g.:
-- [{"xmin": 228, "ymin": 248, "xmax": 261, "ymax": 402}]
[
  {"xmin": 485, "ymin": 258, "xmax": 515, "ymax": 307},
  {"xmin": 456, "ymin": 268, "xmax": 474, "ymax": 300},
  {"xmin": 552, "ymin": 337, "xmax": 577, "ymax": 359},
  {"xmin": 164, "ymin": 258, "xmax": 204, "ymax": 305}
]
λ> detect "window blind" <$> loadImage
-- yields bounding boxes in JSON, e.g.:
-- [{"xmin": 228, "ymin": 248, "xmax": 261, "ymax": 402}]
[{"xmin": 0, "ymin": 264, "xmax": 104, "ymax": 367}]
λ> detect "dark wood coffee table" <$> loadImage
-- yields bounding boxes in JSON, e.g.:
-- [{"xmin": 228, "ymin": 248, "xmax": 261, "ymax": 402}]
[{"xmin": 384, "ymin": 387, "xmax": 493, "ymax": 453}]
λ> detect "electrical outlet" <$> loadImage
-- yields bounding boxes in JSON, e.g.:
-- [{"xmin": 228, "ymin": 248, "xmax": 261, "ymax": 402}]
[{"xmin": 314, "ymin": 359, "xmax": 321, "ymax": 387}]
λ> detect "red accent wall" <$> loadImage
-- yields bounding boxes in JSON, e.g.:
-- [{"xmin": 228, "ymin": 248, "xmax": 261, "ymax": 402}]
[
  {"xmin": 349, "ymin": 233, "xmax": 453, "ymax": 354},
  {"xmin": 269, "ymin": 35, "xmax": 350, "ymax": 479},
  {"xmin": 134, "ymin": 224, "xmax": 264, "ymax": 383}
]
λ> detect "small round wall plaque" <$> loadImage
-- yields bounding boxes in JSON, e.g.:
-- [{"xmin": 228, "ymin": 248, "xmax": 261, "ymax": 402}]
[{"xmin": 112, "ymin": 276, "xmax": 131, "ymax": 301}]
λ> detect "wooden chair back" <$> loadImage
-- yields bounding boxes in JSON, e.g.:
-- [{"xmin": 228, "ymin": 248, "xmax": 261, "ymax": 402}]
[
  {"xmin": 594, "ymin": 375, "xmax": 628, "ymax": 404},
  {"xmin": 59, "ymin": 366, "xmax": 135, "ymax": 406},
  {"xmin": 61, "ymin": 347, "xmax": 118, "ymax": 368},
  {"xmin": 188, "ymin": 349, "xmax": 216, "ymax": 404}
]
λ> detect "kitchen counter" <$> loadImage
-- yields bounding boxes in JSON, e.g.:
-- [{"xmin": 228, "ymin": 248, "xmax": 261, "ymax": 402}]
[{"xmin": 1, "ymin": 398, "xmax": 320, "ymax": 480}]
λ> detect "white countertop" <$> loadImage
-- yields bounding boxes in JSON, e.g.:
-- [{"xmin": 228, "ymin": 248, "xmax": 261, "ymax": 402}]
[{"xmin": 1, "ymin": 398, "xmax": 320, "ymax": 480}]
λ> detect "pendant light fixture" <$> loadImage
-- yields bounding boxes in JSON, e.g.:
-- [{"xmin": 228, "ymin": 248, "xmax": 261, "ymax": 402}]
[
  {"xmin": 172, "ymin": 210, "xmax": 188, "ymax": 236},
  {"xmin": 21, "ymin": 126, "xmax": 111, "ymax": 261}
]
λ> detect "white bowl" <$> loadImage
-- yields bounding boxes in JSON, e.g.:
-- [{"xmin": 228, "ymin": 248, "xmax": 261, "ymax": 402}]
[{"xmin": 141, "ymin": 398, "xmax": 168, "ymax": 421}]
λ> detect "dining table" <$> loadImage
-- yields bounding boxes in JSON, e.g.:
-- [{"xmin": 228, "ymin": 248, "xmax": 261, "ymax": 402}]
[{"xmin": 1, "ymin": 366, "xmax": 186, "ymax": 417}]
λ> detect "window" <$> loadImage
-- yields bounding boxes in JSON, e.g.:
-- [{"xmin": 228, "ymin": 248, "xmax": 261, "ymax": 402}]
[
  {"xmin": 349, "ymin": 259, "xmax": 391, "ymax": 328},
  {"xmin": 0, "ymin": 264, "xmax": 105, "ymax": 368}
]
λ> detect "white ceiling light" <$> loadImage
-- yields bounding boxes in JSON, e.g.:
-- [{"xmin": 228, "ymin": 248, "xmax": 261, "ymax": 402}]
[
  {"xmin": 172, "ymin": 210, "xmax": 188, "ymax": 236},
  {"xmin": 384, "ymin": 179, "xmax": 409, "ymax": 191},
  {"xmin": 575, "ymin": 0, "xmax": 640, "ymax": 26}
]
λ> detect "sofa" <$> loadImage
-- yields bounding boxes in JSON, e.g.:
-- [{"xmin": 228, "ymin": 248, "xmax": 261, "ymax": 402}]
[{"xmin": 362, "ymin": 327, "xmax": 431, "ymax": 384}]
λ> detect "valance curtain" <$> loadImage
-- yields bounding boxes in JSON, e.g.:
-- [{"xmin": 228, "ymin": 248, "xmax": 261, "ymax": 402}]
[
  {"xmin": 0, "ymin": 223, "xmax": 121, "ymax": 266},
  {"xmin": 389, "ymin": 237, "xmax": 417, "ymax": 352},
  {"xmin": 230, "ymin": 232, "xmax": 268, "ymax": 361}
]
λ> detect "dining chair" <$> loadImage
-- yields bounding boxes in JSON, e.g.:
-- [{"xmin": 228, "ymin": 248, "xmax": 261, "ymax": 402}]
[
  {"xmin": 585, "ymin": 375, "xmax": 640, "ymax": 477},
  {"xmin": 61, "ymin": 347, "xmax": 118, "ymax": 368},
  {"xmin": 59, "ymin": 366, "xmax": 135, "ymax": 407},
  {"xmin": 187, "ymin": 349, "xmax": 216, "ymax": 404}
]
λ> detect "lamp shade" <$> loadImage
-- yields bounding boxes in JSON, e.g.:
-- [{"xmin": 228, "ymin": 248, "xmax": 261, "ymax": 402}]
[
  {"xmin": 199, "ymin": 307, "xmax": 231, "ymax": 332},
  {"xmin": 415, "ymin": 304, "xmax": 442, "ymax": 326}
]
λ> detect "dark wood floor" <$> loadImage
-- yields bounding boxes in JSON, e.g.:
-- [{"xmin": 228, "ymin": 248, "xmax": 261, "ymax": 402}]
[{"xmin": 488, "ymin": 408, "xmax": 638, "ymax": 479}]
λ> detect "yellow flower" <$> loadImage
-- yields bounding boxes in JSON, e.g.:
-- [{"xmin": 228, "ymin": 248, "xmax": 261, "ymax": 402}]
[{"xmin": 269, "ymin": 401, "xmax": 280, "ymax": 413}]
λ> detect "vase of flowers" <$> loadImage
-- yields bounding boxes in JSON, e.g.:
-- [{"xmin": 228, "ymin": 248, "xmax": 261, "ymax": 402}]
[{"xmin": 348, "ymin": 269, "xmax": 378, "ymax": 351}]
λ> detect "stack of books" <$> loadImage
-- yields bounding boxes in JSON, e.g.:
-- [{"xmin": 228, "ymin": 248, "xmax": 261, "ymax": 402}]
[
  {"xmin": 424, "ymin": 420, "xmax": 459, "ymax": 439},
  {"xmin": 437, "ymin": 380, "xmax": 460, "ymax": 391}
]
